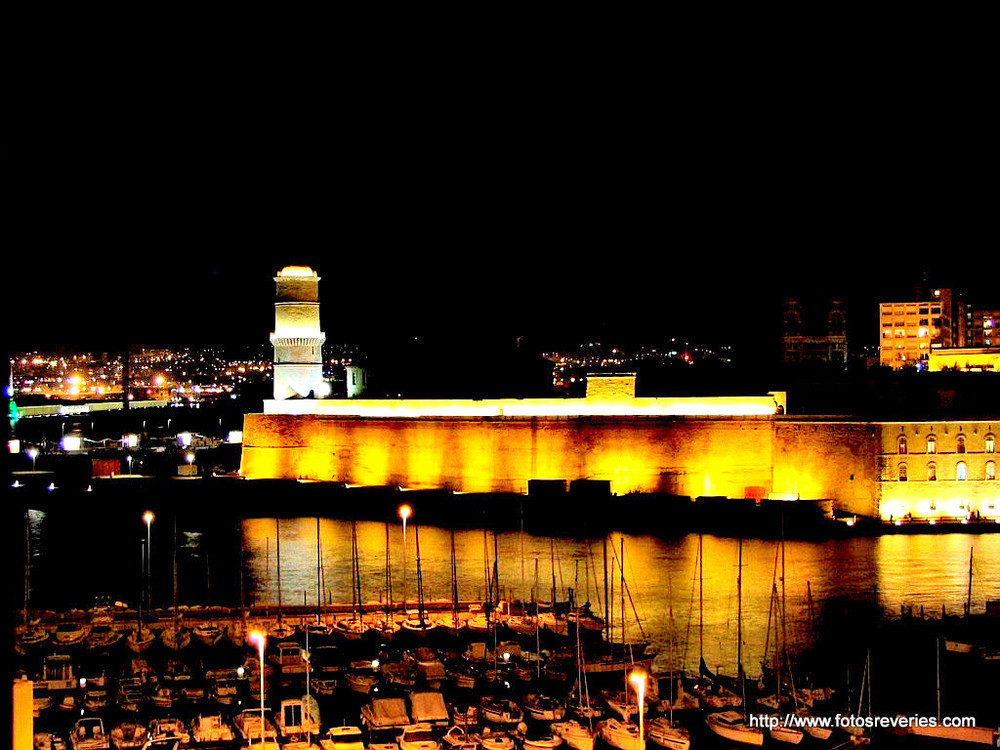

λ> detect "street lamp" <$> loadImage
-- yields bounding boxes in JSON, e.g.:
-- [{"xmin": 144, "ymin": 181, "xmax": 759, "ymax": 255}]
[
  {"xmin": 143, "ymin": 511, "xmax": 154, "ymax": 610},
  {"xmin": 630, "ymin": 669, "xmax": 646, "ymax": 749},
  {"xmin": 249, "ymin": 631, "xmax": 266, "ymax": 745},
  {"xmin": 26, "ymin": 447, "xmax": 38, "ymax": 472},
  {"xmin": 398, "ymin": 504, "xmax": 412, "ymax": 614}
]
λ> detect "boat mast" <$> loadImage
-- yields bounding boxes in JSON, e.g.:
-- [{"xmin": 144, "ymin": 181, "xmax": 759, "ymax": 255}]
[
  {"xmin": 603, "ymin": 536, "xmax": 610, "ymax": 645},
  {"xmin": 174, "ymin": 516, "xmax": 180, "ymax": 632},
  {"xmin": 966, "ymin": 547, "xmax": 974, "ymax": 617},
  {"xmin": 698, "ymin": 534, "xmax": 704, "ymax": 668},
  {"xmin": 276, "ymin": 517, "xmax": 282, "ymax": 623},
  {"xmin": 451, "ymin": 529, "xmax": 459, "ymax": 629},
  {"xmin": 316, "ymin": 517, "xmax": 322, "ymax": 624},
  {"xmin": 24, "ymin": 509, "xmax": 30, "ymax": 628},
  {"xmin": 415, "ymin": 524, "xmax": 426, "ymax": 630},
  {"xmin": 737, "ymin": 537, "xmax": 743, "ymax": 683},
  {"xmin": 385, "ymin": 524, "xmax": 391, "ymax": 618}
]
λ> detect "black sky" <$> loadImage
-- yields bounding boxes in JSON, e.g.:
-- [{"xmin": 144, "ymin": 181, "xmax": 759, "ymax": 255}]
[{"xmin": 6, "ymin": 50, "xmax": 995, "ymax": 357}]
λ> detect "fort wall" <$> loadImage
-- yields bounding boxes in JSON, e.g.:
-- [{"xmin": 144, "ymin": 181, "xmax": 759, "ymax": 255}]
[{"xmin": 240, "ymin": 414, "xmax": 884, "ymax": 516}]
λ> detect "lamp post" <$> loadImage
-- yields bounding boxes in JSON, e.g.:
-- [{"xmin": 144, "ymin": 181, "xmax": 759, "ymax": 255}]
[
  {"xmin": 630, "ymin": 669, "xmax": 646, "ymax": 749},
  {"xmin": 249, "ymin": 631, "xmax": 266, "ymax": 745},
  {"xmin": 398, "ymin": 504, "xmax": 412, "ymax": 616},
  {"xmin": 143, "ymin": 511, "xmax": 154, "ymax": 610},
  {"xmin": 26, "ymin": 447, "xmax": 38, "ymax": 472}
]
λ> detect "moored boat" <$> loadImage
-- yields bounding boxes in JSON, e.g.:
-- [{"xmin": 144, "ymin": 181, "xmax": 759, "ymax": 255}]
[
  {"xmin": 70, "ymin": 717, "xmax": 109, "ymax": 750},
  {"xmin": 397, "ymin": 723, "xmax": 441, "ymax": 750},
  {"xmin": 597, "ymin": 719, "xmax": 641, "ymax": 750},
  {"xmin": 52, "ymin": 621, "xmax": 89, "ymax": 647},
  {"xmin": 646, "ymin": 717, "xmax": 690, "ymax": 750},
  {"xmin": 320, "ymin": 726, "xmax": 365, "ymax": 750},
  {"xmin": 522, "ymin": 693, "xmax": 566, "ymax": 722},
  {"xmin": 478, "ymin": 697, "xmax": 523, "ymax": 726},
  {"xmin": 146, "ymin": 718, "xmax": 190, "ymax": 746},
  {"xmin": 109, "ymin": 722, "xmax": 147, "ymax": 750},
  {"xmin": 551, "ymin": 721, "xmax": 595, "ymax": 750},
  {"xmin": 704, "ymin": 710, "xmax": 763, "ymax": 747},
  {"xmin": 190, "ymin": 713, "xmax": 236, "ymax": 744}
]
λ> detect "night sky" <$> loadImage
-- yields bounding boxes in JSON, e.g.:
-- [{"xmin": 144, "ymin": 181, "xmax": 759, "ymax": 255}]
[{"xmin": 6, "ymin": 59, "xmax": 994, "ymax": 358}]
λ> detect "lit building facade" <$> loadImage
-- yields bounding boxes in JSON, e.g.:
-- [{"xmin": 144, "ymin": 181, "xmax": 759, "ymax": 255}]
[
  {"xmin": 878, "ymin": 288, "xmax": 965, "ymax": 370},
  {"xmin": 968, "ymin": 308, "xmax": 1000, "ymax": 348},
  {"xmin": 879, "ymin": 421, "xmax": 998, "ymax": 522},
  {"xmin": 928, "ymin": 347, "xmax": 1000, "ymax": 372}
]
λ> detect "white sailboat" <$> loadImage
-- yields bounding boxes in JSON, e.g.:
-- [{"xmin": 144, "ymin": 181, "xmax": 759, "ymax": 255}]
[
  {"xmin": 550, "ymin": 721, "xmax": 595, "ymax": 750},
  {"xmin": 597, "ymin": 718, "xmax": 642, "ymax": 750},
  {"xmin": 704, "ymin": 711, "xmax": 763, "ymax": 747},
  {"xmin": 646, "ymin": 575, "xmax": 690, "ymax": 750},
  {"xmin": 645, "ymin": 717, "xmax": 690, "ymax": 750},
  {"xmin": 703, "ymin": 540, "xmax": 763, "ymax": 747}
]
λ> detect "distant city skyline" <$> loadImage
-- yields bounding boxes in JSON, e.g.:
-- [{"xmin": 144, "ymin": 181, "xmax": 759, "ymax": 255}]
[{"xmin": 7, "ymin": 253, "xmax": 993, "ymax": 357}]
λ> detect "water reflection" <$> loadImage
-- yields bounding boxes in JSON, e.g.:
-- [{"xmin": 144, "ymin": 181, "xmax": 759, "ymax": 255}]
[{"xmin": 240, "ymin": 518, "xmax": 1000, "ymax": 673}]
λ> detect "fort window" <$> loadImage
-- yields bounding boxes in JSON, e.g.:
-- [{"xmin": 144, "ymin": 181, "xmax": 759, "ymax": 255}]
[
  {"xmin": 986, "ymin": 435, "xmax": 996, "ymax": 453},
  {"xmin": 987, "ymin": 461, "xmax": 996, "ymax": 481},
  {"xmin": 927, "ymin": 463, "xmax": 937, "ymax": 481},
  {"xmin": 956, "ymin": 461, "xmax": 967, "ymax": 481},
  {"xmin": 898, "ymin": 437, "xmax": 907, "ymax": 454},
  {"xmin": 926, "ymin": 436, "xmax": 936, "ymax": 454},
  {"xmin": 957, "ymin": 435, "xmax": 966, "ymax": 454},
  {"xmin": 898, "ymin": 463, "xmax": 908, "ymax": 481}
]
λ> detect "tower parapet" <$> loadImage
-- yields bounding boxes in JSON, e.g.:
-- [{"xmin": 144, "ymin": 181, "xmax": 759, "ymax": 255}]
[{"xmin": 270, "ymin": 266, "xmax": 328, "ymax": 399}]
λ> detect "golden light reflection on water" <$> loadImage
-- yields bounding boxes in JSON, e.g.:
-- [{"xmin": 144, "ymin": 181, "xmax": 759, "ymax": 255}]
[{"xmin": 240, "ymin": 519, "xmax": 1000, "ymax": 674}]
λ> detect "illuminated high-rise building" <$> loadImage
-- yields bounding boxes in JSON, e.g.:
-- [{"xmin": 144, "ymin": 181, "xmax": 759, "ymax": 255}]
[
  {"xmin": 270, "ymin": 266, "xmax": 328, "ymax": 399},
  {"xmin": 968, "ymin": 307, "xmax": 1000, "ymax": 348},
  {"xmin": 878, "ymin": 287, "xmax": 966, "ymax": 370}
]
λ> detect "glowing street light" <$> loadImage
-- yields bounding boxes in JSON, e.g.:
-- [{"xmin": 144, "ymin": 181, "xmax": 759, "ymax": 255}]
[
  {"xmin": 26, "ymin": 447, "xmax": 38, "ymax": 472},
  {"xmin": 143, "ymin": 511, "xmax": 154, "ymax": 609},
  {"xmin": 398, "ymin": 504, "xmax": 412, "ymax": 613},
  {"xmin": 249, "ymin": 631, "xmax": 267, "ymax": 745},
  {"xmin": 630, "ymin": 669, "xmax": 647, "ymax": 749}
]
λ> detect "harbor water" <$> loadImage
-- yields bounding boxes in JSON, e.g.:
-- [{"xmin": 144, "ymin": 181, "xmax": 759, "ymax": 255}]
[{"xmin": 20, "ymin": 504, "xmax": 1000, "ymax": 677}]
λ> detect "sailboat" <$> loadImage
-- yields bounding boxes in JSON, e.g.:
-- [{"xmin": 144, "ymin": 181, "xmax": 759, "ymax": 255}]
[
  {"xmin": 557, "ymin": 588, "xmax": 601, "ymax": 750},
  {"xmin": 161, "ymin": 516, "xmax": 192, "ymax": 651},
  {"xmin": 645, "ymin": 572, "xmax": 690, "ymax": 750},
  {"xmin": 16, "ymin": 510, "xmax": 49, "ymax": 653},
  {"xmin": 402, "ymin": 525, "xmax": 436, "ymax": 632},
  {"xmin": 127, "ymin": 536, "xmax": 157, "ymax": 653},
  {"xmin": 907, "ymin": 635, "xmax": 999, "ymax": 745},
  {"xmin": 687, "ymin": 535, "xmax": 741, "ymax": 710},
  {"xmin": 373, "ymin": 522, "xmax": 398, "ymax": 638},
  {"xmin": 436, "ymin": 530, "xmax": 463, "ymax": 636},
  {"xmin": 704, "ymin": 539, "xmax": 764, "ymax": 747},
  {"xmin": 335, "ymin": 521, "xmax": 368, "ymax": 640}
]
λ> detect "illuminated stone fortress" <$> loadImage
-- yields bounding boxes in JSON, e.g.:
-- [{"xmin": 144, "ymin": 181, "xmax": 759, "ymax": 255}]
[{"xmin": 240, "ymin": 267, "xmax": 1000, "ymax": 525}]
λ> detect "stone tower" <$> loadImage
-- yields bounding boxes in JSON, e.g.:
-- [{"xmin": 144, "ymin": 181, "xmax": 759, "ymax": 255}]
[{"xmin": 270, "ymin": 266, "xmax": 328, "ymax": 399}]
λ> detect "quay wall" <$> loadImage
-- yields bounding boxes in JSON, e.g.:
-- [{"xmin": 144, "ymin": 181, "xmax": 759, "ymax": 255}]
[{"xmin": 240, "ymin": 414, "xmax": 882, "ymax": 517}]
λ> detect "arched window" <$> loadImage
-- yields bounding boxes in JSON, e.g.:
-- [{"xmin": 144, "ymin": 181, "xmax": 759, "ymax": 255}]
[
  {"xmin": 927, "ymin": 463, "xmax": 937, "ymax": 481},
  {"xmin": 926, "ymin": 436, "xmax": 936, "ymax": 454},
  {"xmin": 956, "ymin": 461, "xmax": 967, "ymax": 481},
  {"xmin": 957, "ymin": 435, "xmax": 966, "ymax": 454},
  {"xmin": 986, "ymin": 435, "xmax": 996, "ymax": 454},
  {"xmin": 987, "ymin": 461, "xmax": 996, "ymax": 481},
  {"xmin": 898, "ymin": 437, "xmax": 907, "ymax": 454},
  {"xmin": 898, "ymin": 463, "xmax": 908, "ymax": 481}
]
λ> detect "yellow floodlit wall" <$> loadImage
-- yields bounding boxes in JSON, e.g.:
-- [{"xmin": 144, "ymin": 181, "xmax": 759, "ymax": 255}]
[
  {"xmin": 240, "ymin": 413, "xmax": 882, "ymax": 515},
  {"xmin": 928, "ymin": 348, "xmax": 1000, "ymax": 372}
]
